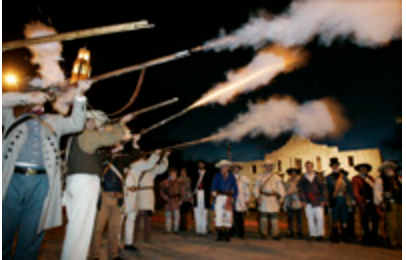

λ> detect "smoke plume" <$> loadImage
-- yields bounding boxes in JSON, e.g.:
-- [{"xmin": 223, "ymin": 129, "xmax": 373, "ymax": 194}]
[
  {"xmin": 215, "ymin": 96, "xmax": 348, "ymax": 142},
  {"xmin": 191, "ymin": 46, "xmax": 306, "ymax": 107},
  {"xmin": 24, "ymin": 22, "xmax": 65, "ymax": 88},
  {"xmin": 206, "ymin": 0, "xmax": 401, "ymax": 51}
]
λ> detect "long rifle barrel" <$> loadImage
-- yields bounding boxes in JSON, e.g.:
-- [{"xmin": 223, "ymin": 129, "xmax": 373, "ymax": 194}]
[
  {"xmin": 90, "ymin": 50, "xmax": 192, "ymax": 83},
  {"xmin": 140, "ymin": 108, "xmax": 191, "ymax": 135},
  {"xmin": 3, "ymin": 21, "xmax": 154, "ymax": 52}
]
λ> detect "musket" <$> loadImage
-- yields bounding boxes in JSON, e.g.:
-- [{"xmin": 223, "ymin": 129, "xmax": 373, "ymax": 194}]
[
  {"xmin": 144, "ymin": 133, "xmax": 225, "ymax": 154},
  {"xmin": 21, "ymin": 45, "xmax": 207, "ymax": 94},
  {"xmin": 109, "ymin": 97, "xmax": 179, "ymax": 123},
  {"xmin": 90, "ymin": 45, "xmax": 206, "ymax": 83},
  {"xmin": 139, "ymin": 107, "xmax": 191, "ymax": 135},
  {"xmin": 3, "ymin": 21, "xmax": 154, "ymax": 52}
]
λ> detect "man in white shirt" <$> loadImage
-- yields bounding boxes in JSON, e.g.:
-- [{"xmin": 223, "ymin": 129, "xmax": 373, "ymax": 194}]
[
  {"xmin": 124, "ymin": 151, "xmax": 169, "ymax": 249},
  {"xmin": 254, "ymin": 160, "xmax": 285, "ymax": 240},
  {"xmin": 231, "ymin": 164, "xmax": 251, "ymax": 239}
]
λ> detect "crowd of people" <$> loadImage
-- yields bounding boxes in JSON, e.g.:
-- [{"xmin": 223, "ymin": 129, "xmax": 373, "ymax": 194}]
[
  {"xmin": 2, "ymin": 85, "xmax": 402, "ymax": 260},
  {"xmin": 156, "ymin": 158, "xmax": 402, "ymax": 250}
]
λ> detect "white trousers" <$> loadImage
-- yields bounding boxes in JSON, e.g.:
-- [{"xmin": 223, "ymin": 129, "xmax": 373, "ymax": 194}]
[
  {"xmin": 125, "ymin": 211, "xmax": 137, "ymax": 245},
  {"xmin": 62, "ymin": 174, "xmax": 100, "ymax": 260},
  {"xmin": 304, "ymin": 205, "xmax": 325, "ymax": 237},
  {"xmin": 166, "ymin": 210, "xmax": 180, "ymax": 232},
  {"xmin": 214, "ymin": 195, "xmax": 233, "ymax": 228},
  {"xmin": 194, "ymin": 190, "xmax": 208, "ymax": 234},
  {"xmin": 124, "ymin": 189, "xmax": 138, "ymax": 245}
]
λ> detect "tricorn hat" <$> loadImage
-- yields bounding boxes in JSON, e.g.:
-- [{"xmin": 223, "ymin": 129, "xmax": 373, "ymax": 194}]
[
  {"xmin": 86, "ymin": 110, "xmax": 109, "ymax": 128},
  {"xmin": 330, "ymin": 157, "xmax": 340, "ymax": 166},
  {"xmin": 354, "ymin": 163, "xmax": 372, "ymax": 172},
  {"xmin": 215, "ymin": 160, "xmax": 233, "ymax": 168},
  {"xmin": 287, "ymin": 168, "xmax": 301, "ymax": 175}
]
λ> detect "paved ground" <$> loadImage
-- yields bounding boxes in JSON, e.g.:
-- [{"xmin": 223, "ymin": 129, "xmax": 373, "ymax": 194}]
[{"xmin": 37, "ymin": 222, "xmax": 401, "ymax": 260}]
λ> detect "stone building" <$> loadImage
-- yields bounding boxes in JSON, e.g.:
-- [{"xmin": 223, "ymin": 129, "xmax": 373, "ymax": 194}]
[{"xmin": 237, "ymin": 135, "xmax": 383, "ymax": 183}]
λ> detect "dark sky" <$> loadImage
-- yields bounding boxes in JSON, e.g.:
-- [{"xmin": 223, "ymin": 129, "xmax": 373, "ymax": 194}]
[{"xmin": 3, "ymin": 0, "xmax": 401, "ymax": 163}]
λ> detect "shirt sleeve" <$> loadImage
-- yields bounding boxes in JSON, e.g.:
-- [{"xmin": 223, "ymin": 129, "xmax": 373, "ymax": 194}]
[
  {"xmin": 243, "ymin": 177, "xmax": 251, "ymax": 202},
  {"xmin": 345, "ymin": 177, "xmax": 355, "ymax": 200},
  {"xmin": 79, "ymin": 124, "xmax": 126, "ymax": 154},
  {"xmin": 211, "ymin": 174, "xmax": 219, "ymax": 194},
  {"xmin": 233, "ymin": 176, "xmax": 239, "ymax": 201},
  {"xmin": 318, "ymin": 177, "xmax": 326, "ymax": 203},
  {"xmin": 374, "ymin": 177, "xmax": 384, "ymax": 206},
  {"xmin": 277, "ymin": 178, "xmax": 286, "ymax": 202},
  {"xmin": 56, "ymin": 95, "xmax": 87, "ymax": 136},
  {"xmin": 151, "ymin": 157, "xmax": 169, "ymax": 176},
  {"xmin": 253, "ymin": 176, "xmax": 261, "ymax": 199},
  {"xmin": 298, "ymin": 177, "xmax": 306, "ymax": 203},
  {"xmin": 129, "ymin": 153, "xmax": 160, "ymax": 174}
]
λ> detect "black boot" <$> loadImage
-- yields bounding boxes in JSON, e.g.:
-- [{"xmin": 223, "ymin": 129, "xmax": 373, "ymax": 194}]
[
  {"xmin": 342, "ymin": 227, "xmax": 351, "ymax": 243},
  {"xmin": 224, "ymin": 230, "xmax": 231, "ymax": 242},
  {"xmin": 330, "ymin": 227, "xmax": 340, "ymax": 243},
  {"xmin": 216, "ymin": 230, "xmax": 223, "ymax": 241}
]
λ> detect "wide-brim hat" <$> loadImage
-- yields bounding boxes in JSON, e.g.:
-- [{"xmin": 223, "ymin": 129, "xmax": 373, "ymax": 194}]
[
  {"xmin": 354, "ymin": 163, "xmax": 372, "ymax": 172},
  {"xmin": 287, "ymin": 168, "xmax": 301, "ymax": 175},
  {"xmin": 86, "ymin": 110, "xmax": 109, "ymax": 128},
  {"xmin": 379, "ymin": 161, "xmax": 397, "ymax": 173},
  {"xmin": 215, "ymin": 160, "xmax": 233, "ymax": 168},
  {"xmin": 330, "ymin": 157, "xmax": 340, "ymax": 166}
]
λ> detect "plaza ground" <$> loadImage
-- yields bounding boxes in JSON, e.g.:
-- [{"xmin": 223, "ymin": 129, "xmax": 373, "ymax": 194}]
[{"xmin": 36, "ymin": 210, "xmax": 401, "ymax": 260}]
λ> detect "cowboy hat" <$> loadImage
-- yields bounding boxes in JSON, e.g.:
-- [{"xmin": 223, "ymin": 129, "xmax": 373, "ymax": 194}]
[
  {"xmin": 379, "ymin": 161, "xmax": 397, "ymax": 173},
  {"xmin": 354, "ymin": 163, "xmax": 372, "ymax": 172},
  {"xmin": 86, "ymin": 110, "xmax": 109, "ymax": 128},
  {"xmin": 287, "ymin": 168, "xmax": 301, "ymax": 175},
  {"xmin": 215, "ymin": 160, "xmax": 233, "ymax": 168}
]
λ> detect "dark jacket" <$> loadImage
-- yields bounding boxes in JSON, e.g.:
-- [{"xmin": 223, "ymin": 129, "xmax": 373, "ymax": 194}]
[
  {"xmin": 298, "ymin": 173, "xmax": 326, "ymax": 207},
  {"xmin": 191, "ymin": 170, "xmax": 214, "ymax": 209},
  {"xmin": 326, "ymin": 172, "xmax": 355, "ymax": 206},
  {"xmin": 352, "ymin": 174, "xmax": 375, "ymax": 209}
]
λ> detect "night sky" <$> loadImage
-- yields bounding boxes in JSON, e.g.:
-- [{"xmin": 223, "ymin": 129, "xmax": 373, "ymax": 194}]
[{"xmin": 2, "ymin": 0, "xmax": 401, "ymax": 164}]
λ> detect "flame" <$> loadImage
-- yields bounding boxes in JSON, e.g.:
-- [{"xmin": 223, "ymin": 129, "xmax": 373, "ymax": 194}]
[
  {"xmin": 189, "ymin": 63, "xmax": 285, "ymax": 109},
  {"xmin": 189, "ymin": 46, "xmax": 306, "ymax": 109}
]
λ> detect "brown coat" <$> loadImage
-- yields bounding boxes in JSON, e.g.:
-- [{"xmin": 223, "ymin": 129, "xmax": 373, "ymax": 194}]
[{"xmin": 160, "ymin": 178, "xmax": 186, "ymax": 211}]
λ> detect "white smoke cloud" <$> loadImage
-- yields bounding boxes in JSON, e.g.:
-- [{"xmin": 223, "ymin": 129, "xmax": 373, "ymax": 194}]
[
  {"xmin": 206, "ymin": 0, "xmax": 401, "ymax": 51},
  {"xmin": 216, "ymin": 96, "xmax": 348, "ymax": 142},
  {"xmin": 24, "ymin": 22, "xmax": 65, "ymax": 88}
]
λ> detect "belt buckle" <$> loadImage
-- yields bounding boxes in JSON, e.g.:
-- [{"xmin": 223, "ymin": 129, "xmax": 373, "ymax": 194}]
[{"xmin": 27, "ymin": 168, "xmax": 36, "ymax": 176}]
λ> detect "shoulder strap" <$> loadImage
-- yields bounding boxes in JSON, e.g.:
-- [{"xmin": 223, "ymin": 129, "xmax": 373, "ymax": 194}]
[
  {"xmin": 4, "ymin": 113, "xmax": 56, "ymax": 139},
  {"xmin": 194, "ymin": 173, "xmax": 205, "ymax": 193},
  {"xmin": 260, "ymin": 175, "xmax": 273, "ymax": 193},
  {"xmin": 106, "ymin": 162, "xmax": 124, "ymax": 182},
  {"xmin": 138, "ymin": 170, "xmax": 148, "ymax": 188},
  {"xmin": 333, "ymin": 173, "xmax": 344, "ymax": 197}
]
